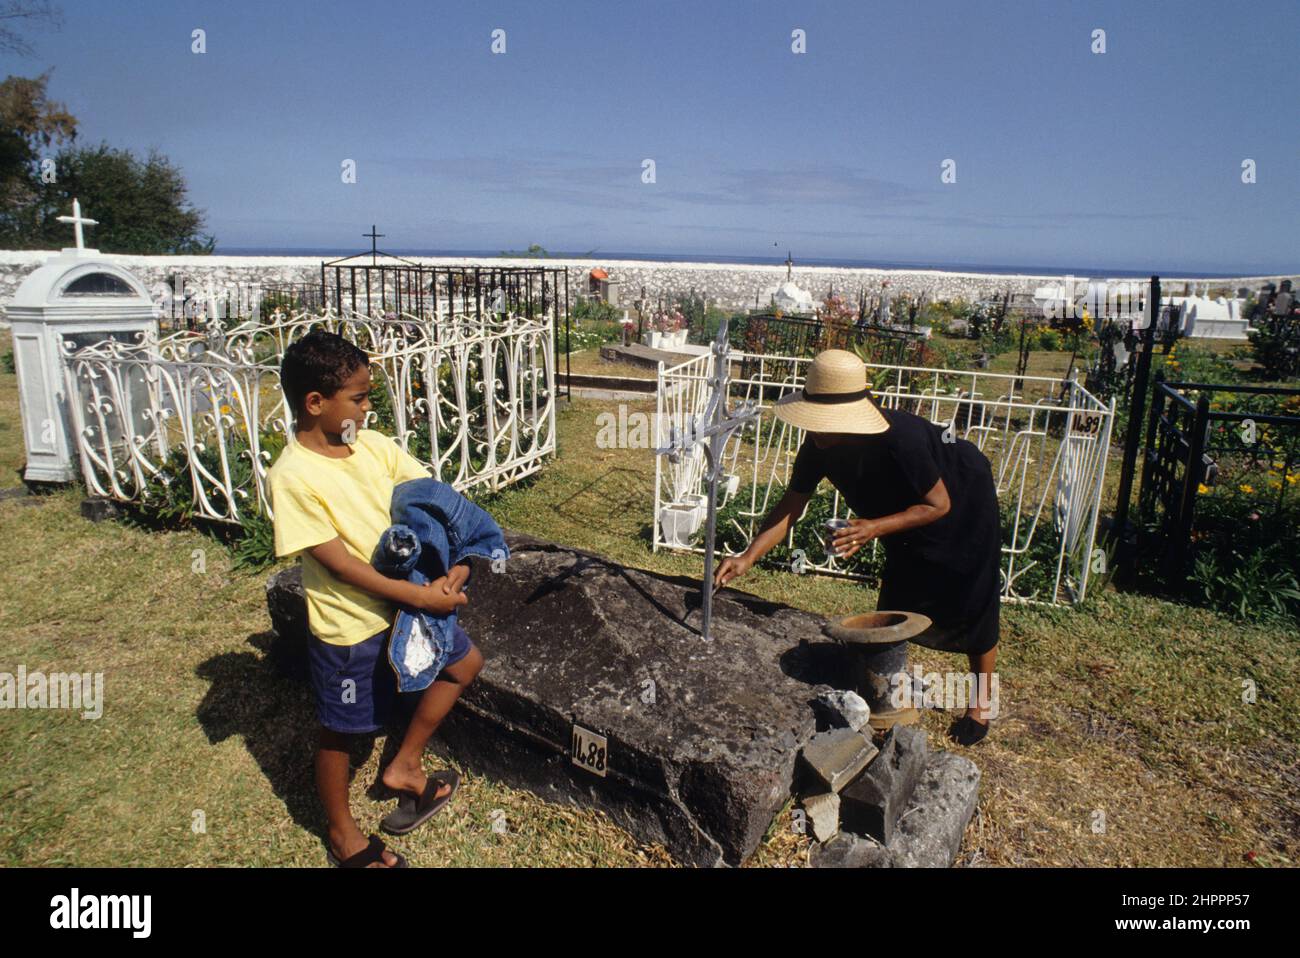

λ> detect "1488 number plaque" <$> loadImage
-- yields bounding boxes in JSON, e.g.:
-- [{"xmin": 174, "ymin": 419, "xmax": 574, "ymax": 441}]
[{"xmin": 570, "ymin": 723, "xmax": 607, "ymax": 777}]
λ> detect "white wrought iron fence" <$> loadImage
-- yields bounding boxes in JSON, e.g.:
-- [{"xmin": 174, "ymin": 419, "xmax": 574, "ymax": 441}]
[
  {"xmin": 653, "ymin": 351, "xmax": 1115, "ymax": 606},
  {"xmin": 60, "ymin": 307, "xmax": 557, "ymax": 525}
]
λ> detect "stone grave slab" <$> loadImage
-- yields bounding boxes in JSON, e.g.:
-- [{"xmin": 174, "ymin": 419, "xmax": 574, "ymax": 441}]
[
  {"xmin": 267, "ymin": 531, "xmax": 846, "ymax": 866},
  {"xmin": 598, "ymin": 342, "xmax": 698, "ymax": 369}
]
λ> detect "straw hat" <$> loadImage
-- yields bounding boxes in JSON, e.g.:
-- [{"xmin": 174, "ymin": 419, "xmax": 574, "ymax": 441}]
[{"xmin": 772, "ymin": 349, "xmax": 889, "ymax": 434}]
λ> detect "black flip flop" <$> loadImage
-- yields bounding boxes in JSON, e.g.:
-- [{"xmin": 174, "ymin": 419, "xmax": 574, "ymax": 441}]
[
  {"xmin": 379, "ymin": 769, "xmax": 460, "ymax": 835},
  {"xmin": 326, "ymin": 834, "xmax": 409, "ymax": 868},
  {"xmin": 947, "ymin": 716, "xmax": 990, "ymax": 747}
]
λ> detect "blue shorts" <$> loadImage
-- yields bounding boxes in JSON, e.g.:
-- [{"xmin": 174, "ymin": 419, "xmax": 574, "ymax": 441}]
[{"xmin": 308, "ymin": 622, "xmax": 473, "ymax": 734}]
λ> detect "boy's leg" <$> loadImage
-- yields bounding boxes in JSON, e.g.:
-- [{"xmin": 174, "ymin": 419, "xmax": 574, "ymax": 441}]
[
  {"xmin": 309, "ymin": 631, "xmax": 401, "ymax": 867},
  {"xmin": 382, "ymin": 640, "xmax": 484, "ymax": 798},
  {"xmin": 317, "ymin": 727, "xmax": 401, "ymax": 867}
]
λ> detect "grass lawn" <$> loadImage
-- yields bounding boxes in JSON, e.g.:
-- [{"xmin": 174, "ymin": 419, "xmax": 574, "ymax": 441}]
[
  {"xmin": 1, "ymin": 328, "xmax": 1296, "ymax": 867},
  {"xmin": 563, "ymin": 346, "xmax": 658, "ymax": 380}
]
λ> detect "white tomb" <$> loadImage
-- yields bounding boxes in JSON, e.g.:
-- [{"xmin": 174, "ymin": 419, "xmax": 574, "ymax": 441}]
[
  {"xmin": 7, "ymin": 200, "xmax": 159, "ymax": 482},
  {"xmin": 766, "ymin": 279, "xmax": 818, "ymax": 315},
  {"xmin": 1170, "ymin": 295, "xmax": 1250, "ymax": 340}
]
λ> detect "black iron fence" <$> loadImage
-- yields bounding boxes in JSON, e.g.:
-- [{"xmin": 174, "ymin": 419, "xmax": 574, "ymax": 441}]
[
  {"xmin": 319, "ymin": 261, "xmax": 568, "ymax": 327},
  {"xmin": 151, "ymin": 264, "xmax": 572, "ymax": 395},
  {"xmin": 1137, "ymin": 374, "xmax": 1300, "ymax": 585}
]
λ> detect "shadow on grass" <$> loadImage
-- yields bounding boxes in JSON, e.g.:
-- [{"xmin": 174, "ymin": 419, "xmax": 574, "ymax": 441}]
[
  {"xmin": 193, "ymin": 630, "xmax": 411, "ymax": 857},
  {"xmin": 550, "ymin": 466, "xmax": 644, "ymax": 532}
]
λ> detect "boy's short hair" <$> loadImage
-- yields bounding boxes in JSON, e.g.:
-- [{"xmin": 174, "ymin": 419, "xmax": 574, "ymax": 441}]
[{"xmin": 281, "ymin": 329, "xmax": 371, "ymax": 418}]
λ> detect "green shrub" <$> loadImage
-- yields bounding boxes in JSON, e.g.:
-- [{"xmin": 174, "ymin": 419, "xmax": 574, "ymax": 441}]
[
  {"xmin": 977, "ymin": 323, "xmax": 1016, "ymax": 358},
  {"xmin": 1190, "ymin": 543, "xmax": 1300, "ymax": 625},
  {"xmin": 921, "ymin": 337, "xmax": 976, "ymax": 370},
  {"xmin": 1159, "ymin": 342, "xmax": 1240, "ymax": 385},
  {"xmin": 128, "ymin": 428, "xmax": 288, "ymax": 572},
  {"xmin": 1001, "ymin": 501, "xmax": 1066, "ymax": 602},
  {"xmin": 233, "ymin": 511, "xmax": 277, "ymax": 571},
  {"xmin": 699, "ymin": 481, "xmax": 884, "ymax": 581},
  {"xmin": 564, "ymin": 326, "xmax": 614, "ymax": 353},
  {"xmin": 1248, "ymin": 320, "xmax": 1300, "ymax": 381},
  {"xmin": 571, "ymin": 299, "xmax": 620, "ymax": 324}
]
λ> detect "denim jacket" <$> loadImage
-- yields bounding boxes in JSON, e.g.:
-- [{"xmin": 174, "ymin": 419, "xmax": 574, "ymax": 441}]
[{"xmin": 370, "ymin": 478, "xmax": 509, "ymax": 693}]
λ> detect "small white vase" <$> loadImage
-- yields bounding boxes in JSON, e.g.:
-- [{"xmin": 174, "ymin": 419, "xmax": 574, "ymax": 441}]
[{"xmin": 659, "ymin": 504, "xmax": 699, "ymax": 547}]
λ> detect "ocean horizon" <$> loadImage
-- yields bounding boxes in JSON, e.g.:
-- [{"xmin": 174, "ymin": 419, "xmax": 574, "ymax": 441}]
[{"xmin": 212, "ymin": 248, "xmax": 1256, "ymax": 281}]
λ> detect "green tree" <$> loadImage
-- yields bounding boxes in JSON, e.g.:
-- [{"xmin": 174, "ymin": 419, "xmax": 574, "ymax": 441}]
[
  {"xmin": 0, "ymin": 71, "xmax": 76, "ymax": 239},
  {"xmin": 26, "ymin": 143, "xmax": 215, "ymax": 253}
]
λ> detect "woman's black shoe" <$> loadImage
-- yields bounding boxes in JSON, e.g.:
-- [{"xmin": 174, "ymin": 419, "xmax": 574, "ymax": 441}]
[{"xmin": 947, "ymin": 715, "xmax": 990, "ymax": 746}]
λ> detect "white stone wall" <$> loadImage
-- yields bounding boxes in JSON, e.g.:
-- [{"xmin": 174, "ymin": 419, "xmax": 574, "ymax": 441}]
[{"xmin": 2, "ymin": 249, "xmax": 1293, "ymax": 324}]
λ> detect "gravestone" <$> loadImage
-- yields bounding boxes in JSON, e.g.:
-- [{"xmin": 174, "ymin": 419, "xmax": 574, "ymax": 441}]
[
  {"xmin": 1179, "ymin": 296, "xmax": 1250, "ymax": 340},
  {"xmin": 267, "ymin": 531, "xmax": 850, "ymax": 866},
  {"xmin": 7, "ymin": 199, "xmax": 158, "ymax": 483}
]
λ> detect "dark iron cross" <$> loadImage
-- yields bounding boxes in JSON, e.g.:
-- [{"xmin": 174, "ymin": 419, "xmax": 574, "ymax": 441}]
[
  {"xmin": 655, "ymin": 316, "xmax": 759, "ymax": 640},
  {"xmin": 364, "ymin": 225, "xmax": 385, "ymax": 264}
]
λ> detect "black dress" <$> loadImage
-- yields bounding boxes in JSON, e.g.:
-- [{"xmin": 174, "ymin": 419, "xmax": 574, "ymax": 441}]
[{"xmin": 788, "ymin": 407, "xmax": 1002, "ymax": 655}]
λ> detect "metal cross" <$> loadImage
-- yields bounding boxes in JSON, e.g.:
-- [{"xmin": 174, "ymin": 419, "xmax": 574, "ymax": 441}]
[
  {"xmin": 57, "ymin": 198, "xmax": 98, "ymax": 251},
  {"xmin": 655, "ymin": 316, "xmax": 759, "ymax": 640},
  {"xmin": 364, "ymin": 225, "xmax": 385, "ymax": 264}
]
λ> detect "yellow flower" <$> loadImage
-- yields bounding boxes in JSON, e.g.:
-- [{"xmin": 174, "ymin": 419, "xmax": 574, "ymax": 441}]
[
  {"xmin": 1239, "ymin": 483, "xmax": 1253, "ymax": 493},
  {"xmin": 1197, "ymin": 483, "xmax": 1210, "ymax": 494},
  {"xmin": 220, "ymin": 404, "xmax": 231, "ymax": 415}
]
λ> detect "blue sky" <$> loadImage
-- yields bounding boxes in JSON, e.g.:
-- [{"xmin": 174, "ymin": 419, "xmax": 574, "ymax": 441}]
[{"xmin": 8, "ymin": 0, "xmax": 1298, "ymax": 272}]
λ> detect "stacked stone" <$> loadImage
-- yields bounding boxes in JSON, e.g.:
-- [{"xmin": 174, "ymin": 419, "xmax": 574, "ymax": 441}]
[
  {"xmin": 5, "ymin": 250, "xmax": 1290, "ymax": 324},
  {"xmin": 797, "ymin": 688, "xmax": 981, "ymax": 868}
]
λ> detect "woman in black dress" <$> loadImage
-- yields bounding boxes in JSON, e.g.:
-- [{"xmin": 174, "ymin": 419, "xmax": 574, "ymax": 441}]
[{"xmin": 713, "ymin": 350, "xmax": 1001, "ymax": 745}]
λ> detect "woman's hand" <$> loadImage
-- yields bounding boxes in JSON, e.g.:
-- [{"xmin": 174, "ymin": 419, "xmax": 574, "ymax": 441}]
[
  {"xmin": 713, "ymin": 554, "xmax": 754, "ymax": 590},
  {"xmin": 831, "ymin": 518, "xmax": 882, "ymax": 560}
]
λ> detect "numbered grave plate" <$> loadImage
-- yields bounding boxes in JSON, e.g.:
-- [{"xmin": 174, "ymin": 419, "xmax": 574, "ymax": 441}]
[
  {"xmin": 1071, "ymin": 412, "xmax": 1102, "ymax": 435},
  {"xmin": 570, "ymin": 723, "xmax": 608, "ymax": 777}
]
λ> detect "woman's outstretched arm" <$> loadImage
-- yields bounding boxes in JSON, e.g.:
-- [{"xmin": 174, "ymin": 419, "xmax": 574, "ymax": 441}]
[
  {"xmin": 713, "ymin": 487, "xmax": 811, "ymax": 588},
  {"xmin": 832, "ymin": 477, "xmax": 951, "ymax": 559}
]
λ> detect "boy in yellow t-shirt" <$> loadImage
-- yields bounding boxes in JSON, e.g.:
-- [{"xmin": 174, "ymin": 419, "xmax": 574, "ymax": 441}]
[{"xmin": 267, "ymin": 329, "xmax": 483, "ymax": 868}]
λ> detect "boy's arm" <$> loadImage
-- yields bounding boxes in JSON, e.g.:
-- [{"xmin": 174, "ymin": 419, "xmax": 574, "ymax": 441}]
[
  {"xmin": 307, "ymin": 538, "xmax": 467, "ymax": 615},
  {"xmin": 442, "ymin": 560, "xmax": 471, "ymax": 595},
  {"xmin": 381, "ymin": 434, "xmax": 472, "ymax": 595}
]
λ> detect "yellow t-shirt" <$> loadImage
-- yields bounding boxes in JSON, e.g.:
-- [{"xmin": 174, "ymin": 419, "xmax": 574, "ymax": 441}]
[{"xmin": 267, "ymin": 429, "xmax": 431, "ymax": 646}]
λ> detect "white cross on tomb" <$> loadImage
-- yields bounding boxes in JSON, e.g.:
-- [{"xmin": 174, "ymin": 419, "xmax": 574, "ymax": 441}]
[{"xmin": 57, "ymin": 198, "xmax": 98, "ymax": 251}]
